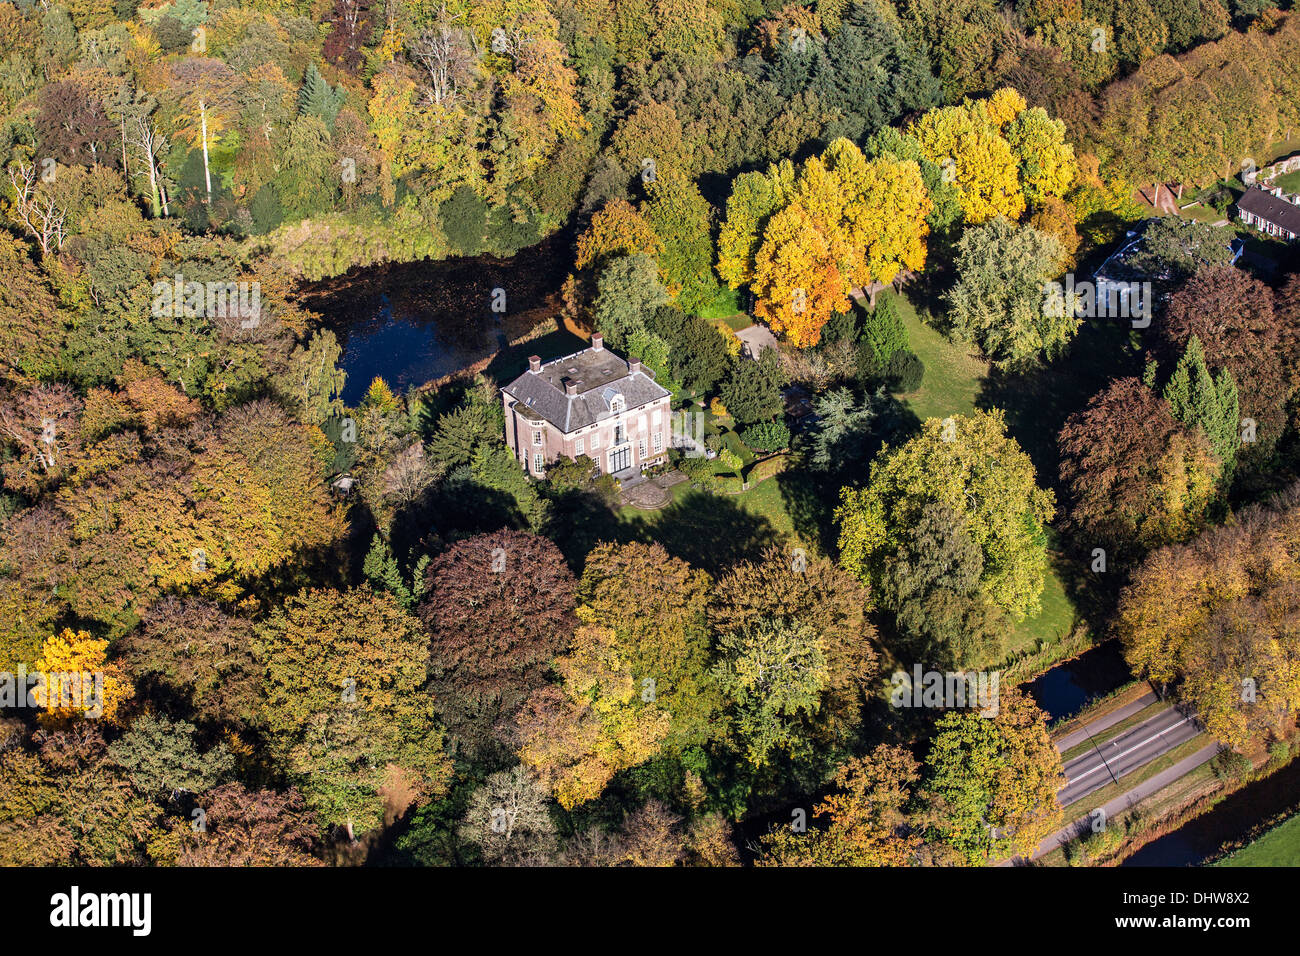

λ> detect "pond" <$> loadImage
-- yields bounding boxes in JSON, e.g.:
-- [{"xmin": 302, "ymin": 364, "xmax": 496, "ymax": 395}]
[
  {"xmin": 1024, "ymin": 639, "xmax": 1134, "ymax": 724},
  {"xmin": 299, "ymin": 233, "xmax": 573, "ymax": 405}
]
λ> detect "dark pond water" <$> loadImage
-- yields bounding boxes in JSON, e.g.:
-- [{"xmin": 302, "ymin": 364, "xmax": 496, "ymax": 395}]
[
  {"xmin": 299, "ymin": 233, "xmax": 572, "ymax": 405},
  {"xmin": 1024, "ymin": 639, "xmax": 1134, "ymax": 724},
  {"xmin": 1122, "ymin": 756, "xmax": 1300, "ymax": 867}
]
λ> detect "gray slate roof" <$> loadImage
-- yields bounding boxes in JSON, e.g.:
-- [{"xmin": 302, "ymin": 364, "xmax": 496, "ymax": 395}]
[
  {"xmin": 503, "ymin": 346, "xmax": 670, "ymax": 434},
  {"xmin": 1238, "ymin": 187, "xmax": 1300, "ymax": 234}
]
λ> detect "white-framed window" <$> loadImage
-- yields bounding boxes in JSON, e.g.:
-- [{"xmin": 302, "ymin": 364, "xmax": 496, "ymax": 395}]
[
  {"xmin": 532, "ymin": 430, "xmax": 543, "ymax": 446},
  {"xmin": 576, "ymin": 438, "xmax": 585, "ymax": 455},
  {"xmin": 651, "ymin": 410, "xmax": 661, "ymax": 427},
  {"xmin": 533, "ymin": 452, "xmax": 544, "ymax": 473},
  {"xmin": 610, "ymin": 395, "xmax": 625, "ymax": 413},
  {"xmin": 590, "ymin": 433, "xmax": 600, "ymax": 449},
  {"xmin": 638, "ymin": 438, "xmax": 647, "ymax": 458},
  {"xmin": 652, "ymin": 431, "xmax": 663, "ymax": 453}
]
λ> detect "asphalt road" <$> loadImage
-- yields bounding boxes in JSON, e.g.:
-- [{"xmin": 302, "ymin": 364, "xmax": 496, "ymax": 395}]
[
  {"xmin": 1052, "ymin": 690, "xmax": 1158, "ymax": 754},
  {"xmin": 1004, "ymin": 741, "xmax": 1221, "ymax": 864},
  {"xmin": 1057, "ymin": 705, "xmax": 1203, "ymax": 808}
]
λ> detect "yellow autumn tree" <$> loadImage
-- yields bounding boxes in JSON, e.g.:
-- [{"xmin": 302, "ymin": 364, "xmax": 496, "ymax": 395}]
[
  {"xmin": 716, "ymin": 160, "xmax": 796, "ymax": 288},
  {"xmin": 801, "ymin": 139, "xmax": 932, "ymax": 288},
  {"xmin": 725, "ymin": 140, "xmax": 931, "ymax": 346},
  {"xmin": 751, "ymin": 203, "xmax": 849, "ymax": 347},
  {"xmin": 575, "ymin": 199, "xmax": 662, "ymax": 270},
  {"xmin": 516, "ymin": 624, "xmax": 671, "ymax": 809},
  {"xmin": 911, "ymin": 94, "xmax": 1026, "ymax": 224},
  {"xmin": 31, "ymin": 629, "xmax": 133, "ymax": 724},
  {"xmin": 362, "ymin": 377, "xmax": 401, "ymax": 413},
  {"xmin": 856, "ymin": 156, "xmax": 932, "ymax": 285},
  {"xmin": 794, "ymin": 152, "xmax": 856, "ymax": 273},
  {"xmin": 1006, "ymin": 106, "xmax": 1078, "ymax": 206},
  {"xmin": 985, "ymin": 86, "xmax": 1027, "ymax": 130}
]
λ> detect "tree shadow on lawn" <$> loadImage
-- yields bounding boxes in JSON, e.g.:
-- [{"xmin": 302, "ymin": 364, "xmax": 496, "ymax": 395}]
[
  {"xmin": 777, "ymin": 396, "xmax": 921, "ymax": 556},
  {"xmin": 776, "ymin": 466, "xmax": 838, "ymax": 554},
  {"xmin": 975, "ymin": 318, "xmax": 1139, "ymax": 491},
  {"xmin": 618, "ymin": 488, "xmax": 783, "ymax": 577},
  {"xmin": 1043, "ymin": 533, "xmax": 1116, "ymax": 641}
]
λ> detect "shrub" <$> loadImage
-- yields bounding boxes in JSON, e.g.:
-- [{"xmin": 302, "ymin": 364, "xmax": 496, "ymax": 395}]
[
  {"xmin": 741, "ymin": 421, "xmax": 791, "ymax": 452},
  {"xmin": 1211, "ymin": 750, "xmax": 1252, "ymax": 782},
  {"xmin": 1267, "ymin": 740, "xmax": 1291, "ymax": 765},
  {"xmin": 153, "ymin": 15, "xmax": 192, "ymax": 52},
  {"xmin": 439, "ymin": 186, "xmax": 488, "ymax": 255},
  {"xmin": 1068, "ymin": 822, "xmax": 1125, "ymax": 866},
  {"xmin": 718, "ymin": 447, "xmax": 743, "ymax": 474},
  {"xmin": 821, "ymin": 309, "xmax": 859, "ymax": 344},
  {"xmin": 675, "ymin": 453, "xmax": 712, "ymax": 481},
  {"xmin": 887, "ymin": 350, "xmax": 925, "ymax": 393},
  {"xmin": 861, "ymin": 296, "xmax": 908, "ymax": 363},
  {"xmin": 250, "ymin": 183, "xmax": 285, "ymax": 236}
]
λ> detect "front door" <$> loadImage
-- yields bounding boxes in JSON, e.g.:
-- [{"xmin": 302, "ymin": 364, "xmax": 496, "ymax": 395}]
[{"xmin": 609, "ymin": 445, "xmax": 631, "ymax": 473}]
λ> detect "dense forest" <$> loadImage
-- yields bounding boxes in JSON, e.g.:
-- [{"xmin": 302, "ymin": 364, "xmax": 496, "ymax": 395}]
[{"xmin": 2, "ymin": 0, "xmax": 1300, "ymax": 868}]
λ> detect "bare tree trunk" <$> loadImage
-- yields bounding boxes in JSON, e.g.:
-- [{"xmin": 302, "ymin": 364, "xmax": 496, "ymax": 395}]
[
  {"xmin": 200, "ymin": 100, "xmax": 212, "ymax": 204},
  {"xmin": 129, "ymin": 116, "xmax": 167, "ymax": 218},
  {"xmin": 145, "ymin": 146, "xmax": 161, "ymax": 218}
]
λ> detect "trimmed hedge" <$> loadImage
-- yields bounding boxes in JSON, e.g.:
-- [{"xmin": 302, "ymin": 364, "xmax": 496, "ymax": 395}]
[{"xmin": 744, "ymin": 452, "xmax": 789, "ymax": 486}]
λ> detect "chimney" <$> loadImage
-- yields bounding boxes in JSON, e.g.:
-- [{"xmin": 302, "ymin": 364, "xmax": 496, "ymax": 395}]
[
  {"xmin": 628, "ymin": 356, "xmax": 642, "ymax": 375},
  {"xmin": 565, "ymin": 380, "xmax": 577, "ymax": 396},
  {"xmin": 591, "ymin": 332, "xmax": 604, "ymax": 351},
  {"xmin": 528, "ymin": 355, "xmax": 541, "ymax": 373}
]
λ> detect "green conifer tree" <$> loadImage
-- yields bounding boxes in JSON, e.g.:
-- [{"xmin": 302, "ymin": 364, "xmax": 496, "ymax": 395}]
[
  {"xmin": 298, "ymin": 63, "xmax": 344, "ymax": 131},
  {"xmin": 1163, "ymin": 335, "xmax": 1239, "ymax": 479},
  {"xmin": 363, "ymin": 534, "xmax": 412, "ymax": 607},
  {"xmin": 861, "ymin": 294, "xmax": 908, "ymax": 364}
]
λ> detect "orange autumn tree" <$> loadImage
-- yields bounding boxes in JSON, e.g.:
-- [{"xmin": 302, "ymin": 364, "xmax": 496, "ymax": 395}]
[
  {"xmin": 732, "ymin": 138, "xmax": 931, "ymax": 347},
  {"xmin": 751, "ymin": 203, "xmax": 847, "ymax": 347},
  {"xmin": 751, "ymin": 3, "xmax": 823, "ymax": 58},
  {"xmin": 575, "ymin": 199, "xmax": 663, "ymax": 270},
  {"xmin": 31, "ymin": 628, "xmax": 134, "ymax": 724}
]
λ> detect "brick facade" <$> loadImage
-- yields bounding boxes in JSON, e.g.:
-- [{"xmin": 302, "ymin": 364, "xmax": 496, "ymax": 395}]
[{"xmin": 501, "ymin": 334, "xmax": 672, "ymax": 478}]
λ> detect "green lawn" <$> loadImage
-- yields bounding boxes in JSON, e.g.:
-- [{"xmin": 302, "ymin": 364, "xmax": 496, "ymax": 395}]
[
  {"xmin": 723, "ymin": 472, "xmax": 797, "ymax": 538},
  {"xmin": 1004, "ymin": 536, "xmax": 1082, "ymax": 660},
  {"xmin": 1260, "ymin": 139, "xmax": 1300, "ymax": 167},
  {"xmin": 617, "ymin": 447, "xmax": 795, "ymax": 542},
  {"xmin": 1180, "ymin": 202, "xmax": 1228, "ymax": 224},
  {"xmin": 695, "ymin": 285, "xmax": 746, "ymax": 322},
  {"xmin": 1274, "ymin": 168, "xmax": 1300, "ymax": 194},
  {"xmin": 885, "ymin": 291, "xmax": 986, "ymax": 422},
  {"xmin": 880, "ymin": 290, "xmax": 1088, "ymax": 665},
  {"xmin": 708, "ymin": 312, "xmax": 753, "ymax": 333},
  {"xmin": 1217, "ymin": 812, "xmax": 1300, "ymax": 867},
  {"xmin": 614, "ymin": 471, "xmax": 798, "ymax": 576}
]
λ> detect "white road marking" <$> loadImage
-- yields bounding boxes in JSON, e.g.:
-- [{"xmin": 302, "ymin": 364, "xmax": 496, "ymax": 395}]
[{"xmin": 1064, "ymin": 714, "xmax": 1195, "ymax": 788}]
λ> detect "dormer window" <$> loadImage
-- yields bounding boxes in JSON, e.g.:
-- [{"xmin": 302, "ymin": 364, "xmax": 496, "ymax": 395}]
[{"xmin": 608, "ymin": 392, "xmax": 625, "ymax": 413}]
